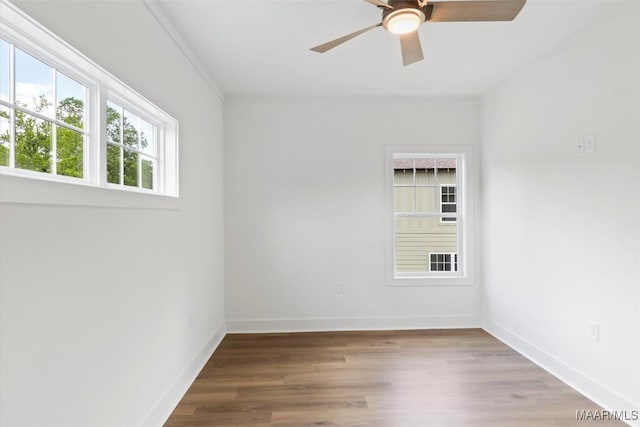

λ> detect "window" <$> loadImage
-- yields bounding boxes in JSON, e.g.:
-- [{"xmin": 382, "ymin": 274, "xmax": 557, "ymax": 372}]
[
  {"xmin": 0, "ymin": 41, "xmax": 87, "ymax": 178},
  {"xmin": 106, "ymin": 101, "xmax": 156, "ymax": 190},
  {"xmin": 385, "ymin": 145, "xmax": 474, "ymax": 286},
  {"xmin": 429, "ymin": 253, "xmax": 458, "ymax": 272},
  {"xmin": 0, "ymin": 1, "xmax": 178, "ymax": 197},
  {"xmin": 440, "ymin": 185, "xmax": 456, "ymax": 222}
]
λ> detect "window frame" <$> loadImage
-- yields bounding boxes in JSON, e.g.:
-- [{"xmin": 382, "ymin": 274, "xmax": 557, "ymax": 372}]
[
  {"xmin": 0, "ymin": 0, "xmax": 179, "ymax": 207},
  {"xmin": 0, "ymin": 25, "xmax": 97, "ymax": 186},
  {"xmin": 385, "ymin": 145, "xmax": 475, "ymax": 287},
  {"xmin": 105, "ymin": 98, "xmax": 161, "ymax": 191}
]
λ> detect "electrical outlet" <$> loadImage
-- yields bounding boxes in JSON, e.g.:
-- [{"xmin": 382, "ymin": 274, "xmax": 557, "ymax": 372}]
[
  {"xmin": 337, "ymin": 282, "xmax": 344, "ymax": 294},
  {"xmin": 576, "ymin": 141, "xmax": 585, "ymax": 156},
  {"xmin": 583, "ymin": 134, "xmax": 596, "ymax": 154},
  {"xmin": 588, "ymin": 321, "xmax": 599, "ymax": 342}
]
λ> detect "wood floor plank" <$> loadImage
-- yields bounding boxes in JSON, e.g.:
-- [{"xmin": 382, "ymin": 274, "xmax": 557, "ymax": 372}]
[{"xmin": 164, "ymin": 329, "xmax": 623, "ymax": 426}]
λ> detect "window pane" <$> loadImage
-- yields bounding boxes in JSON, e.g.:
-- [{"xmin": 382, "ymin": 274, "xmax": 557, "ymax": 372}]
[
  {"xmin": 123, "ymin": 149, "xmax": 138, "ymax": 187},
  {"xmin": 15, "ymin": 111, "xmax": 51, "ymax": 173},
  {"xmin": 56, "ymin": 127, "xmax": 82, "ymax": 178},
  {"xmin": 107, "ymin": 143, "xmax": 120, "ymax": 184},
  {"xmin": 0, "ymin": 106, "xmax": 9, "ymax": 167},
  {"xmin": 56, "ymin": 72, "xmax": 85, "ymax": 129},
  {"xmin": 0, "ymin": 39, "xmax": 9, "ymax": 102},
  {"xmin": 15, "ymin": 48, "xmax": 54, "ymax": 117},
  {"xmin": 395, "ymin": 215, "xmax": 458, "ymax": 274},
  {"xmin": 141, "ymin": 158, "xmax": 153, "ymax": 190},
  {"xmin": 107, "ymin": 101, "xmax": 122, "ymax": 143},
  {"xmin": 123, "ymin": 109, "xmax": 140, "ymax": 150},
  {"xmin": 140, "ymin": 119, "xmax": 154, "ymax": 155},
  {"xmin": 442, "ymin": 204, "xmax": 456, "ymax": 213}
]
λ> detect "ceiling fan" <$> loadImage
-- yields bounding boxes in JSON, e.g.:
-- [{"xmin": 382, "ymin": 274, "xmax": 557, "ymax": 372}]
[{"xmin": 310, "ymin": 0, "xmax": 527, "ymax": 66}]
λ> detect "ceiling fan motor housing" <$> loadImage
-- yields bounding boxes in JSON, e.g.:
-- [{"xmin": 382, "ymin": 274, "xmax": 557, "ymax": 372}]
[{"xmin": 382, "ymin": 0, "xmax": 432, "ymax": 33}]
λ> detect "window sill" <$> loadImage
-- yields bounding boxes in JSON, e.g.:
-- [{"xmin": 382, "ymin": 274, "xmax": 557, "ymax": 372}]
[
  {"xmin": 387, "ymin": 276, "xmax": 474, "ymax": 287},
  {"xmin": 0, "ymin": 173, "xmax": 180, "ymax": 210}
]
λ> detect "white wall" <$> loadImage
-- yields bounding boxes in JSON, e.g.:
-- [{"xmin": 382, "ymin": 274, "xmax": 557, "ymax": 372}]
[
  {"xmin": 481, "ymin": 1, "xmax": 640, "ymax": 414},
  {"xmin": 0, "ymin": 2, "xmax": 225, "ymax": 426},
  {"xmin": 224, "ymin": 96, "xmax": 481, "ymax": 332}
]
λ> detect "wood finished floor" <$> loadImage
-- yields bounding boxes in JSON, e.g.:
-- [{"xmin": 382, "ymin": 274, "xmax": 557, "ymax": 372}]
[{"xmin": 164, "ymin": 329, "xmax": 619, "ymax": 426}]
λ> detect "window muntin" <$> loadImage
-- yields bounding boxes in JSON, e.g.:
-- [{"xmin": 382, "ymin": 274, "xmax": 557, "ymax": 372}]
[
  {"xmin": 392, "ymin": 155, "xmax": 462, "ymax": 279},
  {"xmin": 0, "ymin": 39, "xmax": 87, "ymax": 179},
  {"xmin": 0, "ymin": 1, "xmax": 179, "ymax": 198}
]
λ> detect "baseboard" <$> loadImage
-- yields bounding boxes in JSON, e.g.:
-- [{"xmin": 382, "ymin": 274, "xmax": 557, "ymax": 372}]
[
  {"xmin": 140, "ymin": 322, "xmax": 226, "ymax": 427},
  {"xmin": 483, "ymin": 318, "xmax": 640, "ymax": 427},
  {"xmin": 226, "ymin": 315, "xmax": 480, "ymax": 333}
]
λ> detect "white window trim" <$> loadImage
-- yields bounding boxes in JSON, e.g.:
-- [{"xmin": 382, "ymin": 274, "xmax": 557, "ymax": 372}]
[
  {"xmin": 0, "ymin": 0, "xmax": 179, "ymax": 209},
  {"xmin": 385, "ymin": 144, "xmax": 475, "ymax": 287}
]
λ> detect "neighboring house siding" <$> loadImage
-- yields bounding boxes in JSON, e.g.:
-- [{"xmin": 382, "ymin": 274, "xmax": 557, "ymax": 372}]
[{"xmin": 394, "ymin": 169, "xmax": 457, "ymax": 272}]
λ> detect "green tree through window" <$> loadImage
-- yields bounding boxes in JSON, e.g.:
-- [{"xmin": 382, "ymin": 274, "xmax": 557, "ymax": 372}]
[
  {"xmin": 0, "ymin": 95, "xmax": 85, "ymax": 177},
  {"xmin": 106, "ymin": 101, "xmax": 154, "ymax": 190}
]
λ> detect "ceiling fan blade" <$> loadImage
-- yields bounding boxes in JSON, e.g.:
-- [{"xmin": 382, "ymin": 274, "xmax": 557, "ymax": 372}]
[
  {"xmin": 364, "ymin": 0, "xmax": 393, "ymax": 9},
  {"xmin": 429, "ymin": 0, "xmax": 526, "ymax": 22},
  {"xmin": 400, "ymin": 31, "xmax": 424, "ymax": 66},
  {"xmin": 310, "ymin": 23, "xmax": 382, "ymax": 53}
]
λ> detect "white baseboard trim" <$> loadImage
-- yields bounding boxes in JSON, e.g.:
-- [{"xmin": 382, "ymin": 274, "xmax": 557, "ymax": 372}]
[
  {"xmin": 226, "ymin": 315, "xmax": 480, "ymax": 333},
  {"xmin": 483, "ymin": 318, "xmax": 640, "ymax": 427},
  {"xmin": 140, "ymin": 322, "xmax": 226, "ymax": 427}
]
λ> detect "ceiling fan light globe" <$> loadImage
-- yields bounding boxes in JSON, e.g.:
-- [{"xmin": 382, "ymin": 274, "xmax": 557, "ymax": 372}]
[{"xmin": 383, "ymin": 9, "xmax": 425, "ymax": 35}]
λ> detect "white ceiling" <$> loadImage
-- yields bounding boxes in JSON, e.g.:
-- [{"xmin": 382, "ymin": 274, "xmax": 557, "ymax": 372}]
[{"xmin": 153, "ymin": 0, "xmax": 616, "ymax": 96}]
